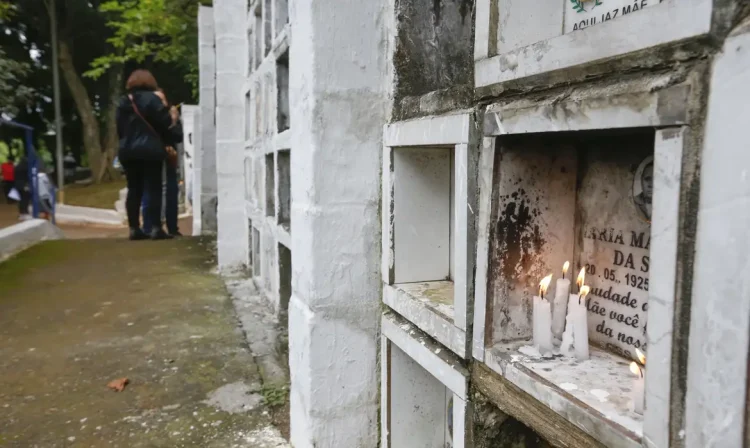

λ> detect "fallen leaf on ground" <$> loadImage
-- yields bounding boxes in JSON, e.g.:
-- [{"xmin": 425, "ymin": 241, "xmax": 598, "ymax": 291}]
[{"xmin": 107, "ymin": 378, "xmax": 129, "ymax": 392}]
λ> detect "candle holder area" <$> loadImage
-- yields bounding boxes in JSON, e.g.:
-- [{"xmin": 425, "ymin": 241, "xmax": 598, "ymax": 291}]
[{"xmin": 472, "ymin": 79, "xmax": 690, "ymax": 448}]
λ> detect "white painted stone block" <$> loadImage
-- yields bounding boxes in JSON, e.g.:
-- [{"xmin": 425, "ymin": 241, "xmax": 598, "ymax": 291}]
[
  {"xmin": 643, "ymin": 127, "xmax": 684, "ymax": 448},
  {"xmin": 685, "ymin": 24, "xmax": 750, "ymax": 448},
  {"xmin": 290, "ymin": 204, "xmax": 381, "ymax": 314},
  {"xmin": 289, "ymin": 296, "xmax": 380, "ymax": 447},
  {"xmin": 474, "ymin": 0, "xmax": 712, "ymax": 87},
  {"xmin": 496, "ymin": 0, "xmax": 562, "ymax": 54}
]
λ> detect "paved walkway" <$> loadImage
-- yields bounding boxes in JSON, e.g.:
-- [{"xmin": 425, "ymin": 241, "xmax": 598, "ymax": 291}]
[{"xmin": 0, "ymin": 238, "xmax": 288, "ymax": 447}]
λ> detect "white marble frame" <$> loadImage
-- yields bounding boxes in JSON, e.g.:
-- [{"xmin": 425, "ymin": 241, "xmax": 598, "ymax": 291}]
[
  {"xmin": 381, "ymin": 111, "xmax": 478, "ymax": 358},
  {"xmin": 381, "ymin": 313, "xmax": 470, "ymax": 448},
  {"xmin": 474, "ymin": 0, "xmax": 712, "ymax": 88},
  {"xmin": 472, "ymin": 85, "xmax": 688, "ymax": 448}
]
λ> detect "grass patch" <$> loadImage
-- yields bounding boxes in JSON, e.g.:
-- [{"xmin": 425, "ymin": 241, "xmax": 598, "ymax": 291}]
[
  {"xmin": 260, "ymin": 384, "xmax": 289, "ymax": 408},
  {"xmin": 63, "ymin": 180, "xmax": 126, "ymax": 209},
  {"xmin": 0, "ymin": 241, "xmax": 71, "ymax": 291}
]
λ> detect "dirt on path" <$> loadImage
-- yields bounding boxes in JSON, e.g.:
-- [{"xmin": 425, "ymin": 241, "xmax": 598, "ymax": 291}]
[{"xmin": 0, "ymin": 238, "xmax": 288, "ymax": 448}]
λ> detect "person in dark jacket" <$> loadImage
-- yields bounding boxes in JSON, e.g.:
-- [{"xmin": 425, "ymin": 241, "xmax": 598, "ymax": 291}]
[
  {"xmin": 141, "ymin": 89, "xmax": 183, "ymax": 236},
  {"xmin": 116, "ymin": 69, "xmax": 178, "ymax": 240}
]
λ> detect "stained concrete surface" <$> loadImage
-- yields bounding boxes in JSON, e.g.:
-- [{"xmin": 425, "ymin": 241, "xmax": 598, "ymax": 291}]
[{"xmin": 0, "ymin": 238, "xmax": 288, "ymax": 447}]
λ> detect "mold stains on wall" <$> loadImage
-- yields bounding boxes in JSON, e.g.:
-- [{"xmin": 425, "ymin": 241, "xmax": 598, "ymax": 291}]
[
  {"xmin": 393, "ymin": 0, "xmax": 475, "ymax": 100},
  {"xmin": 486, "ymin": 137, "xmax": 577, "ymax": 344}
]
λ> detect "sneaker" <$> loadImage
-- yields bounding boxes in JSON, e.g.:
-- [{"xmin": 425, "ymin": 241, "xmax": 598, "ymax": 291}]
[
  {"xmin": 168, "ymin": 230, "xmax": 183, "ymax": 237},
  {"xmin": 18, "ymin": 214, "xmax": 32, "ymax": 221},
  {"xmin": 129, "ymin": 228, "xmax": 149, "ymax": 241},
  {"xmin": 150, "ymin": 229, "xmax": 174, "ymax": 240}
]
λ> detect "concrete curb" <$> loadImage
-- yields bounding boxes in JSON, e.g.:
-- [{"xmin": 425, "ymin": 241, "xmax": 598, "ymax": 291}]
[
  {"xmin": 0, "ymin": 219, "xmax": 65, "ymax": 261},
  {"xmin": 55, "ymin": 204, "xmax": 124, "ymax": 227},
  {"xmin": 224, "ymin": 276, "xmax": 290, "ymax": 388}
]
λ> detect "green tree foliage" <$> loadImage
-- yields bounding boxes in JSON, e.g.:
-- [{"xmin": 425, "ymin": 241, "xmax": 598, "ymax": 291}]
[
  {"xmin": 86, "ymin": 0, "xmax": 211, "ymax": 94},
  {"xmin": 0, "ymin": 1, "xmax": 34, "ymax": 116},
  {"xmin": 0, "ymin": 48, "xmax": 34, "ymax": 117}
]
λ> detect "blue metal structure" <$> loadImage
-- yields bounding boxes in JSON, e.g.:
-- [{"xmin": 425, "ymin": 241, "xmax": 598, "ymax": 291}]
[{"xmin": 0, "ymin": 118, "xmax": 56, "ymax": 223}]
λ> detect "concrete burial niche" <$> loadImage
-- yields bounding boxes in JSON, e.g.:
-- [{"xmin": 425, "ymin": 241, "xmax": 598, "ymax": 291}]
[
  {"xmin": 472, "ymin": 78, "xmax": 689, "ymax": 448},
  {"xmin": 474, "ymin": 0, "xmax": 713, "ymax": 87},
  {"xmin": 382, "ymin": 112, "xmax": 478, "ymax": 359},
  {"xmin": 381, "ymin": 313, "xmax": 469, "ymax": 448}
]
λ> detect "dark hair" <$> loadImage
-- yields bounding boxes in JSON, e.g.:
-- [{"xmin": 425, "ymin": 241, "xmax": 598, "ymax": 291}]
[
  {"xmin": 125, "ymin": 69, "xmax": 158, "ymax": 91},
  {"xmin": 156, "ymin": 88, "xmax": 170, "ymax": 106}
]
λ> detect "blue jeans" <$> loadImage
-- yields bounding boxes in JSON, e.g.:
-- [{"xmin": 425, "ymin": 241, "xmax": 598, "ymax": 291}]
[{"xmin": 142, "ymin": 163, "xmax": 178, "ymax": 234}]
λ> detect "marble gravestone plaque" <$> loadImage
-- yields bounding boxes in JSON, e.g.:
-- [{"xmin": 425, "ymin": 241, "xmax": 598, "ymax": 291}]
[
  {"xmin": 576, "ymin": 134, "xmax": 653, "ymax": 360},
  {"xmin": 563, "ymin": 0, "xmax": 664, "ymax": 33}
]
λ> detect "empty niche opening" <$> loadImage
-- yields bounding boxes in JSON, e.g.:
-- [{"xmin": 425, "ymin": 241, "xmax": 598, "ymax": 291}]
[
  {"xmin": 254, "ymin": 7, "xmax": 262, "ymax": 69},
  {"xmin": 247, "ymin": 219, "xmax": 254, "ymax": 271},
  {"xmin": 277, "ymin": 150, "xmax": 290, "ymax": 230},
  {"xmin": 252, "ymin": 227, "xmax": 261, "ymax": 277},
  {"xmin": 278, "ymin": 243, "xmax": 291, "ymax": 319},
  {"xmin": 485, "ymin": 129, "xmax": 655, "ymax": 436},
  {"xmin": 265, "ymin": 153, "xmax": 275, "ymax": 217},
  {"xmin": 274, "ymin": 0, "xmax": 288, "ymax": 37},
  {"xmin": 392, "ymin": 146, "xmax": 456, "ymax": 319},
  {"xmin": 244, "ymin": 157, "xmax": 253, "ymax": 202},
  {"xmin": 254, "ymin": 80, "xmax": 263, "ymax": 137},
  {"xmin": 387, "ymin": 342, "xmax": 454, "ymax": 447},
  {"xmin": 263, "ymin": 0, "xmax": 272, "ymax": 56},
  {"xmin": 276, "ymin": 51, "xmax": 290, "ymax": 133},
  {"xmin": 253, "ymin": 154, "xmax": 264, "ymax": 209},
  {"xmin": 245, "ymin": 91, "xmax": 252, "ymax": 141},
  {"xmin": 247, "ymin": 29, "xmax": 254, "ymax": 74}
]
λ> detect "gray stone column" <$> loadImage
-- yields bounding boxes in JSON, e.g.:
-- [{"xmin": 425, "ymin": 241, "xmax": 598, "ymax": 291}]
[
  {"xmin": 287, "ymin": 0, "xmax": 391, "ymax": 445},
  {"xmin": 213, "ymin": 0, "xmax": 249, "ymax": 269},
  {"xmin": 198, "ymin": 5, "xmax": 218, "ymax": 234}
]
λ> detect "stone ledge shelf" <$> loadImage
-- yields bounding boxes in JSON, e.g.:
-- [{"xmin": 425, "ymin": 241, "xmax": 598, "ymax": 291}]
[
  {"xmin": 383, "ymin": 282, "xmax": 468, "ymax": 358},
  {"xmin": 485, "ymin": 341, "xmax": 642, "ymax": 448}
]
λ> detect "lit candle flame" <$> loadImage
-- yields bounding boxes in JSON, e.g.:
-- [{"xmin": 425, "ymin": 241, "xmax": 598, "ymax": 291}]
[
  {"xmin": 578, "ymin": 285, "xmax": 590, "ymax": 304},
  {"xmin": 576, "ymin": 267, "xmax": 586, "ymax": 291},
  {"xmin": 562, "ymin": 261, "xmax": 570, "ymax": 279},
  {"xmin": 630, "ymin": 361, "xmax": 643, "ymax": 378},
  {"xmin": 636, "ymin": 348, "xmax": 646, "ymax": 366},
  {"xmin": 539, "ymin": 274, "xmax": 553, "ymax": 299}
]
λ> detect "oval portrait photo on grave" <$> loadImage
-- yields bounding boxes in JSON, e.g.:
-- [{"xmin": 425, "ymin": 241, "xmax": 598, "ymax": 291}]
[{"xmin": 632, "ymin": 155, "xmax": 653, "ymax": 222}]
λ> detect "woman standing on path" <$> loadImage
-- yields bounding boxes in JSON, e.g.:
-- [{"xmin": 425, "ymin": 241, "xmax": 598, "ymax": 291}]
[
  {"xmin": 116, "ymin": 69, "xmax": 177, "ymax": 240},
  {"xmin": 141, "ymin": 89, "xmax": 183, "ymax": 237}
]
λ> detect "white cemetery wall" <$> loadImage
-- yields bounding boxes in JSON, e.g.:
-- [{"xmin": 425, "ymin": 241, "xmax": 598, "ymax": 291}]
[
  {"xmin": 198, "ymin": 5, "xmax": 218, "ymax": 234},
  {"xmin": 192, "ymin": 108, "xmax": 203, "ymax": 236},
  {"xmin": 214, "ymin": 0, "xmax": 250, "ymax": 270},
  {"xmin": 180, "ymin": 105, "xmax": 198, "ymax": 215},
  {"xmin": 287, "ymin": 0, "xmax": 391, "ymax": 443}
]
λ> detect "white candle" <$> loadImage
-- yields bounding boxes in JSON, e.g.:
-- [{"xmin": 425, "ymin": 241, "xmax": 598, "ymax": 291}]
[
  {"xmin": 630, "ymin": 362, "xmax": 645, "ymax": 414},
  {"xmin": 551, "ymin": 262, "xmax": 571, "ymax": 341},
  {"xmin": 559, "ymin": 294, "xmax": 577, "ymax": 356},
  {"xmin": 572, "ymin": 285, "xmax": 591, "ymax": 360},
  {"xmin": 533, "ymin": 274, "xmax": 553, "ymax": 355}
]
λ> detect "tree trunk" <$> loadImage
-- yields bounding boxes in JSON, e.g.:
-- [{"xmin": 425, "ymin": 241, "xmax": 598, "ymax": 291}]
[
  {"xmin": 96, "ymin": 67, "xmax": 122, "ymax": 183},
  {"xmin": 58, "ymin": 39, "xmax": 104, "ymax": 182}
]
